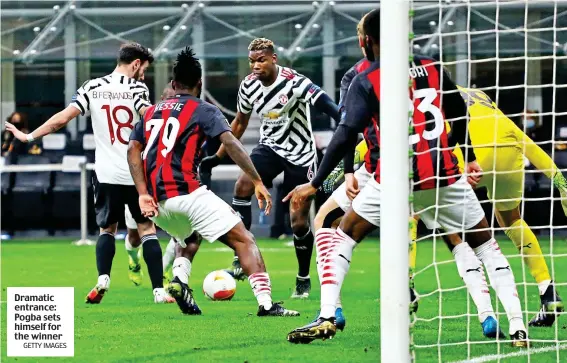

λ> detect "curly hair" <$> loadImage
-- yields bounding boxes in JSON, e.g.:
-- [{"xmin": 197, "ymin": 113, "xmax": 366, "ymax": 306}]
[{"xmin": 248, "ymin": 38, "xmax": 275, "ymax": 53}]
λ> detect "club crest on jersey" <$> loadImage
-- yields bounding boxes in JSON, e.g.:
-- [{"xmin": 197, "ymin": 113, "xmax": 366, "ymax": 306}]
[{"xmin": 278, "ymin": 94, "xmax": 288, "ymax": 105}]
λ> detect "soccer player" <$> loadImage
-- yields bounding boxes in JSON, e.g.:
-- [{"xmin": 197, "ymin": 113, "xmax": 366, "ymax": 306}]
[
  {"xmin": 123, "ymin": 83, "xmax": 179, "ymax": 286},
  {"xmin": 127, "ymin": 46, "xmax": 300, "ymax": 317},
  {"xmin": 453, "ymin": 86, "xmax": 565, "ymax": 326},
  {"xmin": 284, "ymin": 10, "xmax": 528, "ymax": 346},
  {"xmin": 198, "ymin": 38, "xmax": 341, "ymax": 298},
  {"xmin": 6, "ymin": 43, "xmax": 173, "ymax": 304}
]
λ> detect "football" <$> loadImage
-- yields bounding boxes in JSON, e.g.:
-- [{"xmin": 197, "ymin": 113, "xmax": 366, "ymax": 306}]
[{"xmin": 203, "ymin": 270, "xmax": 237, "ymax": 301}]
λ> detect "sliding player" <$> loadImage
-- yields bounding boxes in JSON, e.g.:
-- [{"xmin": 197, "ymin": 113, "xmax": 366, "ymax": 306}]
[
  {"xmin": 199, "ymin": 38, "xmax": 341, "ymax": 298},
  {"xmin": 127, "ymin": 47, "xmax": 300, "ymax": 317},
  {"xmin": 284, "ymin": 10, "xmax": 528, "ymax": 346}
]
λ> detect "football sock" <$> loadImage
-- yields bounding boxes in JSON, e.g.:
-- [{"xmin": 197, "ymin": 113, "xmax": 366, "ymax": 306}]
[
  {"xmin": 232, "ymin": 196, "xmax": 252, "ymax": 230},
  {"xmin": 141, "ymin": 234, "xmax": 164, "ymax": 289},
  {"xmin": 124, "ymin": 234, "xmax": 140, "ymax": 265},
  {"xmin": 452, "ymin": 242, "xmax": 495, "ymax": 323},
  {"xmin": 473, "ymin": 239, "xmax": 526, "ymax": 334},
  {"xmin": 294, "ymin": 227, "xmax": 314, "ymax": 278},
  {"xmin": 172, "ymin": 257, "xmax": 192, "ymax": 285},
  {"xmin": 505, "ymin": 219, "xmax": 551, "ymax": 295},
  {"xmin": 97, "ymin": 274, "xmax": 110, "ymax": 289},
  {"xmin": 409, "ymin": 217, "xmax": 418, "ymax": 277},
  {"xmin": 163, "ymin": 238, "xmax": 177, "ymax": 272},
  {"xmin": 315, "ymin": 228, "xmax": 342, "ymax": 307},
  {"xmin": 96, "ymin": 232, "xmax": 116, "ymax": 276},
  {"xmin": 248, "ymin": 272, "xmax": 272, "ymax": 309},
  {"xmin": 320, "ymin": 228, "xmax": 356, "ymax": 319}
]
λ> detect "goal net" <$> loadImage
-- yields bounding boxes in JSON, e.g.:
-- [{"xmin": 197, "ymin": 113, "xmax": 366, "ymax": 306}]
[{"xmin": 403, "ymin": 1, "xmax": 567, "ymax": 362}]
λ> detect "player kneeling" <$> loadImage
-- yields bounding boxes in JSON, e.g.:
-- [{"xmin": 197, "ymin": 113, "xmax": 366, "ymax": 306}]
[{"xmin": 127, "ymin": 47, "xmax": 299, "ymax": 317}]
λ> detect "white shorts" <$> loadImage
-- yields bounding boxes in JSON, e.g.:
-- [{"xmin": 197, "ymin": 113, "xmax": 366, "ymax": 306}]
[
  {"xmin": 331, "ymin": 166, "xmax": 373, "ymax": 212},
  {"xmin": 124, "ymin": 206, "xmax": 138, "ymax": 230},
  {"xmin": 151, "ymin": 186, "xmax": 241, "ymax": 243},
  {"xmin": 352, "ymin": 176, "xmax": 485, "ymax": 233}
]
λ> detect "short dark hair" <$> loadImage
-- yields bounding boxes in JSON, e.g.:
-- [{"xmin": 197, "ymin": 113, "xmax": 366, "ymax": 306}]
[
  {"xmin": 172, "ymin": 46, "xmax": 202, "ymax": 89},
  {"xmin": 363, "ymin": 9, "xmax": 379, "ymax": 42},
  {"xmin": 117, "ymin": 43, "xmax": 154, "ymax": 65},
  {"xmin": 248, "ymin": 38, "xmax": 275, "ymax": 53}
]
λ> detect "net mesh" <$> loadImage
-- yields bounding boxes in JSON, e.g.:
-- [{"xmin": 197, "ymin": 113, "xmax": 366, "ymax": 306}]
[{"xmin": 410, "ymin": 1, "xmax": 567, "ymax": 362}]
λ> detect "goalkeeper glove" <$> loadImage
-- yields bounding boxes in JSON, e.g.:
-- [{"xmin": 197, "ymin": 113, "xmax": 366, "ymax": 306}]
[{"xmin": 553, "ymin": 171, "xmax": 567, "ymax": 217}]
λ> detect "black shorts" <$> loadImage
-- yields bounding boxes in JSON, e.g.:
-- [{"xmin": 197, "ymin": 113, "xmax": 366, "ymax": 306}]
[
  {"xmin": 250, "ymin": 144, "xmax": 315, "ymax": 194},
  {"xmin": 92, "ymin": 173, "xmax": 148, "ymax": 229}
]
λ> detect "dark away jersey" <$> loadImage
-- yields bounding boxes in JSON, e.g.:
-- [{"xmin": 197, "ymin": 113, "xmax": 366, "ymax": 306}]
[
  {"xmin": 237, "ymin": 65, "xmax": 324, "ymax": 167},
  {"xmin": 342, "ymin": 56, "xmax": 469, "ymax": 191},
  {"xmin": 130, "ymin": 95, "xmax": 231, "ymax": 202}
]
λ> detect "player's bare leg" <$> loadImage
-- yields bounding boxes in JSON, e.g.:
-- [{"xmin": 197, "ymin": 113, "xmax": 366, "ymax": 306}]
[
  {"xmin": 225, "ymin": 173, "xmax": 255, "ymax": 281},
  {"xmin": 125, "ymin": 228, "xmax": 143, "ymax": 286},
  {"xmin": 137, "ymin": 221, "xmax": 174, "ymax": 304},
  {"xmin": 168, "ymin": 233, "xmax": 202, "ymax": 315},
  {"xmin": 495, "ymin": 207, "xmax": 563, "ymax": 327},
  {"xmin": 289, "ymin": 195, "xmax": 314, "ymax": 299},
  {"xmin": 86, "ymin": 223, "xmax": 119, "ymax": 304},
  {"xmin": 218, "ymin": 221, "xmax": 300, "ymax": 317},
  {"xmin": 464, "ymin": 217, "xmax": 528, "ymax": 347}
]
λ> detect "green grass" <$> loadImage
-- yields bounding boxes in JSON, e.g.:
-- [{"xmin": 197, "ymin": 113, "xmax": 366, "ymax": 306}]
[{"xmin": 1, "ymin": 237, "xmax": 566, "ymax": 362}]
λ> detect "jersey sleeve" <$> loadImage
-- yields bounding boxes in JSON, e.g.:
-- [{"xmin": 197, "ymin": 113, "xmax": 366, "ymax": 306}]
[
  {"xmin": 199, "ymin": 104, "xmax": 232, "ymax": 138},
  {"xmin": 70, "ymin": 80, "xmax": 91, "ymax": 117},
  {"xmin": 129, "ymin": 120, "xmax": 145, "ymax": 144},
  {"xmin": 338, "ymin": 66, "xmax": 358, "ymax": 110},
  {"xmin": 237, "ymin": 80, "xmax": 254, "ymax": 114},
  {"xmin": 340, "ymin": 75, "xmax": 373, "ymax": 133},
  {"xmin": 293, "ymin": 76, "xmax": 325, "ymax": 105},
  {"xmin": 131, "ymin": 83, "xmax": 151, "ymax": 114}
]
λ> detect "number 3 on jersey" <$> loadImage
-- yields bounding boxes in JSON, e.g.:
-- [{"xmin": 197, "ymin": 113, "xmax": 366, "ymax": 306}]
[
  {"xmin": 142, "ymin": 117, "xmax": 180, "ymax": 160},
  {"xmin": 409, "ymin": 88, "xmax": 444, "ymax": 145}
]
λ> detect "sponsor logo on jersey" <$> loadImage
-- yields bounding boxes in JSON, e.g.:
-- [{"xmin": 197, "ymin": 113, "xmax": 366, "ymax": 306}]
[
  {"xmin": 308, "ymin": 84, "xmax": 320, "ymax": 94},
  {"xmin": 264, "ymin": 111, "xmax": 280, "ymax": 120}
]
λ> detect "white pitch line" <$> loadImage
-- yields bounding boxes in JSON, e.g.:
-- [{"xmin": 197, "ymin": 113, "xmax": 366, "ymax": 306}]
[
  {"xmin": 201, "ymin": 247, "xmax": 379, "ymax": 253},
  {"xmin": 450, "ymin": 344, "xmax": 567, "ymax": 363}
]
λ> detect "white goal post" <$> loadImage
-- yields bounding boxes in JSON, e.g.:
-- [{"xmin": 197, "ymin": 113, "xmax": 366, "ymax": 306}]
[{"xmin": 380, "ymin": 1, "xmax": 411, "ymax": 362}]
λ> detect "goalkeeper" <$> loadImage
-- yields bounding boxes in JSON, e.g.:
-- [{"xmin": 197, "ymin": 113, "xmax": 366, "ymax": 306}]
[{"xmin": 321, "ymin": 85, "xmax": 565, "ymax": 328}]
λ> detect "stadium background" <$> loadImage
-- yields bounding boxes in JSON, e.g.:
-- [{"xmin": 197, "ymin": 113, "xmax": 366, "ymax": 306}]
[
  {"xmin": 2, "ymin": 2, "xmax": 567, "ymax": 362},
  {"xmin": 2, "ymin": 0, "xmax": 567, "ymax": 238}
]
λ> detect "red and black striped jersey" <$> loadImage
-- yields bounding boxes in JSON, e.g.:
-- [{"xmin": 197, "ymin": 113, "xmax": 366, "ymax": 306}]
[
  {"xmin": 130, "ymin": 94, "xmax": 231, "ymax": 202},
  {"xmin": 341, "ymin": 56, "xmax": 473, "ymax": 191}
]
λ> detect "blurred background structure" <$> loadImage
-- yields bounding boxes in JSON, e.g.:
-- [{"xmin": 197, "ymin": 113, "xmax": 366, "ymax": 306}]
[{"xmin": 2, "ymin": 0, "xmax": 567, "ymax": 238}]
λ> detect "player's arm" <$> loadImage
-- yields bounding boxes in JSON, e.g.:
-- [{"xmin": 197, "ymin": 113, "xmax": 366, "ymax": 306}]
[
  {"xmin": 202, "ymin": 105, "xmax": 272, "ymax": 214},
  {"xmin": 440, "ymin": 68, "xmax": 476, "ymax": 163},
  {"xmin": 215, "ymin": 111, "xmax": 251, "ymax": 159},
  {"xmin": 5, "ymin": 105, "xmax": 80, "ymax": 143},
  {"xmin": 338, "ymin": 65, "xmax": 358, "ymax": 112},
  {"xmin": 295, "ymin": 77, "xmax": 341, "ymax": 126},
  {"xmin": 127, "ymin": 121, "xmax": 159, "ymax": 217},
  {"xmin": 132, "ymin": 83, "xmax": 152, "ymax": 118}
]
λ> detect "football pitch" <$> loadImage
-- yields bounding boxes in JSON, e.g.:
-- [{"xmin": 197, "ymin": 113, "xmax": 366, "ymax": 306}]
[{"xmin": 1, "ymin": 238, "xmax": 566, "ymax": 362}]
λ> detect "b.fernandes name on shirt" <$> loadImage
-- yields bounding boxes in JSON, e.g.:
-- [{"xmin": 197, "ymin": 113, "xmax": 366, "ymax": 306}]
[{"xmin": 92, "ymin": 91, "xmax": 134, "ymax": 100}]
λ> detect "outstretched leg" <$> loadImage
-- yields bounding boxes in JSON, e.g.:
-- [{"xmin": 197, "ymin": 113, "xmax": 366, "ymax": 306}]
[{"xmin": 219, "ymin": 222, "xmax": 300, "ymax": 317}]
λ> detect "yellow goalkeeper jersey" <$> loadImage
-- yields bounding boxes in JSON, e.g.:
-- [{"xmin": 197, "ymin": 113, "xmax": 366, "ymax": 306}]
[{"xmin": 455, "ymin": 86, "xmax": 520, "ymax": 149}]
